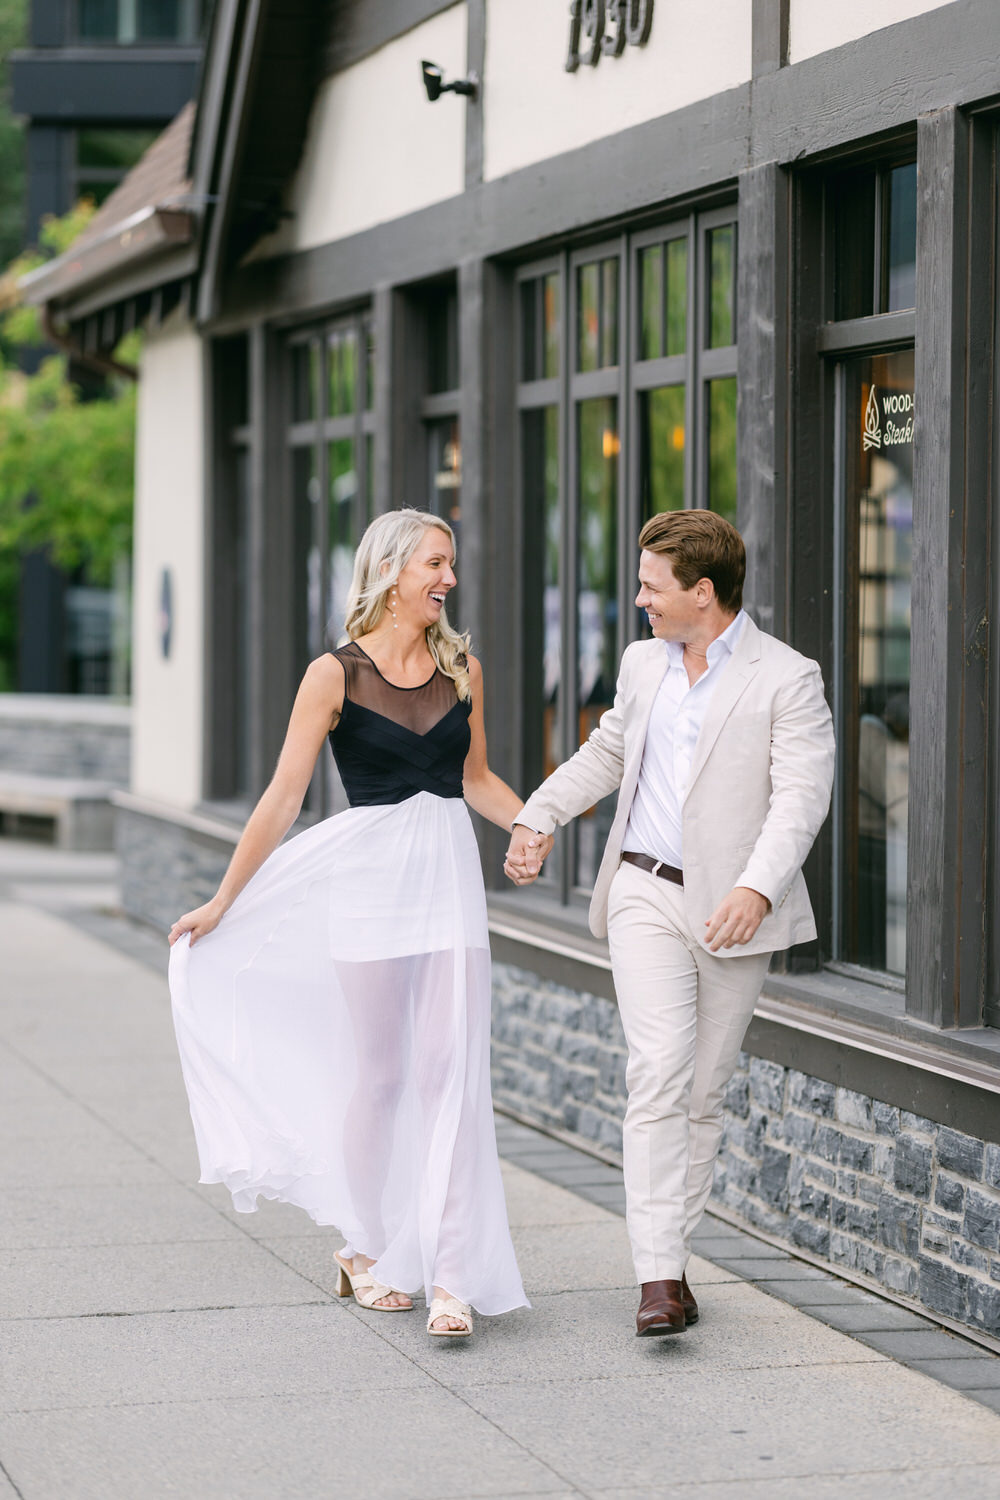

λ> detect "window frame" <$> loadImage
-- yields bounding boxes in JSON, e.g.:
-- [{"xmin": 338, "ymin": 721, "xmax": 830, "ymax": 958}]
[{"xmin": 514, "ymin": 204, "xmax": 739, "ymax": 911}]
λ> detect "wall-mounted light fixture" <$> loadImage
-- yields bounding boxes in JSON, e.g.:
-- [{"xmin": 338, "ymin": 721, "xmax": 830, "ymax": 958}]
[{"xmin": 421, "ymin": 59, "xmax": 479, "ymax": 101}]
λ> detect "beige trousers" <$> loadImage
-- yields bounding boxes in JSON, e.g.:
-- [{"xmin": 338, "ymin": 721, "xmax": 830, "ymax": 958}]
[{"xmin": 606, "ymin": 860, "xmax": 771, "ymax": 1283}]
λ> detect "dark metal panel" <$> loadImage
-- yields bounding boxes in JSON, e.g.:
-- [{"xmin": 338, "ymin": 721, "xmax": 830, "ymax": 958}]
[
  {"xmin": 751, "ymin": 0, "xmax": 789, "ymax": 78},
  {"xmin": 324, "ymin": 0, "xmax": 457, "ymax": 76},
  {"xmin": 465, "ymin": 0, "xmax": 485, "ymax": 189},
  {"xmin": 10, "ymin": 52, "xmax": 200, "ymax": 120},
  {"xmin": 372, "ymin": 284, "xmax": 395, "ymax": 514},
  {"xmin": 737, "ymin": 160, "xmax": 790, "ymax": 641},
  {"xmin": 25, "ymin": 123, "xmax": 74, "ymax": 235},
  {"xmin": 910, "ymin": 105, "xmax": 987, "ymax": 1028}
]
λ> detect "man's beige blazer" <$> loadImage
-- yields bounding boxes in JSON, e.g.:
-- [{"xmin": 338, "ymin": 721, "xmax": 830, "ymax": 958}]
[{"xmin": 518, "ymin": 617, "xmax": 836, "ymax": 957}]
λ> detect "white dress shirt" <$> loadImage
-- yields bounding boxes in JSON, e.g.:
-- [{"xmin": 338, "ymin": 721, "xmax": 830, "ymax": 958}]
[{"xmin": 622, "ymin": 611, "xmax": 748, "ymax": 869}]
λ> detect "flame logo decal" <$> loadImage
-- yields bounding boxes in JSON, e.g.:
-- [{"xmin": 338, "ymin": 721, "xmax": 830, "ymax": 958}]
[{"xmin": 863, "ymin": 384, "xmax": 881, "ymax": 452}]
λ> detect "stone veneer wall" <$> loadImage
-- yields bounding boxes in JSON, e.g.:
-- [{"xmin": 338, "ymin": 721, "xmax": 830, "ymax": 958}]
[
  {"xmin": 116, "ymin": 806, "xmax": 231, "ymax": 931},
  {"xmin": 490, "ymin": 961, "xmax": 1000, "ymax": 1339},
  {"xmin": 0, "ymin": 695, "xmax": 130, "ymax": 782}
]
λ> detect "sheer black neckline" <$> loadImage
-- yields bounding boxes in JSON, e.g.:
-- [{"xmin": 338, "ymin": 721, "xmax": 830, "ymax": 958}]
[{"xmin": 348, "ymin": 643, "xmax": 438, "ymax": 692}]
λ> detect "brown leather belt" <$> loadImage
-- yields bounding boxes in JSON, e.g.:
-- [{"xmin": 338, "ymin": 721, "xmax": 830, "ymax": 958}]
[{"xmin": 620, "ymin": 851, "xmax": 684, "ymax": 886}]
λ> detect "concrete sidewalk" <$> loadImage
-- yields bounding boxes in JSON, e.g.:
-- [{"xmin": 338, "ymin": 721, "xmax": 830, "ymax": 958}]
[{"xmin": 2, "ymin": 841, "xmax": 1000, "ymax": 1499}]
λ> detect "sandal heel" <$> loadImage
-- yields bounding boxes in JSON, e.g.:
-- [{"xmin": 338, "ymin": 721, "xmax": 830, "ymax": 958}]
[{"xmin": 336, "ymin": 1263, "xmax": 352, "ymax": 1297}]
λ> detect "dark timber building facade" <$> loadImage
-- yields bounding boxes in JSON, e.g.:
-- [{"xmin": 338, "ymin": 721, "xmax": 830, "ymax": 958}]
[{"xmin": 24, "ymin": 0, "xmax": 1000, "ymax": 1339}]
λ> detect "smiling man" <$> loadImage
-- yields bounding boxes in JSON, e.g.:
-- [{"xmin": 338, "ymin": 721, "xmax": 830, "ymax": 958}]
[{"xmin": 505, "ymin": 510, "xmax": 835, "ymax": 1338}]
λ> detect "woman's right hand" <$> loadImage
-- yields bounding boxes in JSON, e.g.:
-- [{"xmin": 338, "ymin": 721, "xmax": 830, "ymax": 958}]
[{"xmin": 169, "ymin": 898, "xmax": 227, "ymax": 947}]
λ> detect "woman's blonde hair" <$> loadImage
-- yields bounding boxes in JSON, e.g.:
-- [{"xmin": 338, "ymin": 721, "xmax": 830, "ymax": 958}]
[{"xmin": 343, "ymin": 508, "xmax": 472, "ymax": 700}]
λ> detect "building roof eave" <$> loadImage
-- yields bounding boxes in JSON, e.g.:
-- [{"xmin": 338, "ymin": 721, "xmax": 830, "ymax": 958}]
[{"xmin": 21, "ymin": 205, "xmax": 197, "ymax": 312}]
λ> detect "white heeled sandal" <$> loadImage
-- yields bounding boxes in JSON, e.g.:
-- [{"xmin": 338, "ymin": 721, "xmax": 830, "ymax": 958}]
[
  {"xmin": 335, "ymin": 1253, "xmax": 412, "ymax": 1311},
  {"xmin": 427, "ymin": 1295, "xmax": 473, "ymax": 1337}
]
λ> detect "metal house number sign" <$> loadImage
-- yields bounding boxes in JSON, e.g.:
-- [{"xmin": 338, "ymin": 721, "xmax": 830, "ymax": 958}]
[{"xmin": 566, "ymin": 0, "xmax": 654, "ymax": 72}]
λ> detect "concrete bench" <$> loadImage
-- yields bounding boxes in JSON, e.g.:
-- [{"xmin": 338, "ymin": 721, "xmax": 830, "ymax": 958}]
[{"xmin": 0, "ymin": 771, "xmax": 115, "ymax": 851}]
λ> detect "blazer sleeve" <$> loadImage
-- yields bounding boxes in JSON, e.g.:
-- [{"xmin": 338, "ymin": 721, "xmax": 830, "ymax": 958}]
[
  {"xmin": 516, "ymin": 666, "xmax": 628, "ymax": 836},
  {"xmin": 735, "ymin": 660, "xmax": 836, "ymax": 909}
]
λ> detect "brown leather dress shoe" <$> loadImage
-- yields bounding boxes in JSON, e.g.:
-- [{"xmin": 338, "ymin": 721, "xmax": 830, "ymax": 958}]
[
  {"xmin": 681, "ymin": 1273, "xmax": 699, "ymax": 1325},
  {"xmin": 636, "ymin": 1280, "xmax": 687, "ymax": 1336}
]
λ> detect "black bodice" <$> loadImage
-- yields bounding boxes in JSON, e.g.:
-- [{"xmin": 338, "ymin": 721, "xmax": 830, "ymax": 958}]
[{"xmin": 329, "ymin": 641, "xmax": 472, "ymax": 806}]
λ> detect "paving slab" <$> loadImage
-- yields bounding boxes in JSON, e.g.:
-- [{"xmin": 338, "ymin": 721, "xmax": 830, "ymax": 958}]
[
  {"xmin": 499, "ymin": 1162, "xmax": 613, "ymax": 1228},
  {"xmin": 1, "ymin": 1240, "xmax": 327, "ymax": 1320},
  {"xmin": 460, "ymin": 1363, "xmax": 1000, "ymax": 1492},
  {"xmin": 753, "ymin": 1277, "xmax": 876, "ymax": 1306},
  {"xmin": 859, "ymin": 1328, "xmax": 981, "ymax": 1361},
  {"xmin": 3, "ymin": 1114, "xmax": 172, "ymax": 1189},
  {"xmin": 906, "ymin": 1356, "xmax": 1000, "ymax": 1389},
  {"xmin": 0, "ymin": 1304, "xmax": 428, "ymax": 1414},
  {"xmin": 356, "ymin": 1282, "xmax": 885, "ymax": 1392},
  {"xmin": 0, "ymin": 1183, "xmax": 250, "ymax": 1251},
  {"xmin": 587, "ymin": 1468, "xmax": 1000, "ymax": 1499},
  {"xmin": 805, "ymin": 1301, "xmax": 934, "ymax": 1336},
  {"xmin": 0, "ymin": 1388, "xmax": 571, "ymax": 1500}
]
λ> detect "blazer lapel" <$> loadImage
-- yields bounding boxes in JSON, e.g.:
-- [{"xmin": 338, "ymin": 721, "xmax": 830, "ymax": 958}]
[
  {"xmin": 684, "ymin": 616, "xmax": 761, "ymax": 799},
  {"xmin": 619, "ymin": 643, "xmax": 669, "ymax": 808}
]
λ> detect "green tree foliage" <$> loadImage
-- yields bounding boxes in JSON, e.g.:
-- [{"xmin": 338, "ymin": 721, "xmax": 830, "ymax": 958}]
[{"xmin": 0, "ymin": 201, "xmax": 138, "ymax": 590}]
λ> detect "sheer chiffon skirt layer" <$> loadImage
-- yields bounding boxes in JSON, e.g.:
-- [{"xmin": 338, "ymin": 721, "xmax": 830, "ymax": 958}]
[{"xmin": 169, "ymin": 790, "xmax": 527, "ymax": 1316}]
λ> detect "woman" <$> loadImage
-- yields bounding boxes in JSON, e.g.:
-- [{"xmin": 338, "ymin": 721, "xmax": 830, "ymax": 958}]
[{"xmin": 169, "ymin": 508, "xmax": 545, "ymax": 1336}]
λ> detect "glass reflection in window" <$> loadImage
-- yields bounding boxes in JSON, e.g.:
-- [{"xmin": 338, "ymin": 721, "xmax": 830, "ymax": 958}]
[
  {"xmin": 328, "ymin": 439, "xmax": 357, "ymax": 645},
  {"xmin": 708, "ymin": 377, "xmax": 738, "ymax": 525},
  {"xmin": 708, "ymin": 225, "xmax": 736, "ymax": 348},
  {"xmin": 577, "ymin": 258, "xmax": 618, "ymax": 373},
  {"xmin": 843, "ymin": 348, "xmax": 913, "ymax": 975},
  {"xmin": 886, "ymin": 163, "xmax": 917, "ymax": 312},
  {"xmin": 522, "ymin": 407, "xmax": 562, "ymax": 886},
  {"xmin": 639, "ymin": 385, "xmax": 685, "ymax": 522},
  {"xmin": 576, "ymin": 397, "xmax": 619, "ymax": 888}
]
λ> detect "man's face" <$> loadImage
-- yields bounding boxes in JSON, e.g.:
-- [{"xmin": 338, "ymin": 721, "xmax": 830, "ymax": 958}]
[{"xmin": 635, "ymin": 549, "xmax": 700, "ymax": 640}]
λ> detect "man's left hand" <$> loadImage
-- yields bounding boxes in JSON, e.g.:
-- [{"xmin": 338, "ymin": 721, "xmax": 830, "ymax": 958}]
[{"xmin": 704, "ymin": 887, "xmax": 770, "ymax": 952}]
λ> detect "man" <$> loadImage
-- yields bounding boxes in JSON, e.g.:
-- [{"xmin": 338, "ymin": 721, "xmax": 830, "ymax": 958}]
[{"xmin": 506, "ymin": 510, "xmax": 834, "ymax": 1337}]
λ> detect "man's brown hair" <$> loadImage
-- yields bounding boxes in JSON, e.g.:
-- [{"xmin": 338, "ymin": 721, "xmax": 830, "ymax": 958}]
[{"xmin": 637, "ymin": 509, "xmax": 745, "ymax": 615}]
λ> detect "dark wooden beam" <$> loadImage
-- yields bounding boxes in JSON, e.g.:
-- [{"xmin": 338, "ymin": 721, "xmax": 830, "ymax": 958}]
[{"xmin": 752, "ymin": 0, "xmax": 789, "ymax": 78}]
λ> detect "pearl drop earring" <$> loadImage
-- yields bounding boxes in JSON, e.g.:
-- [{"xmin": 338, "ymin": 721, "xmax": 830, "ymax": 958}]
[{"xmin": 390, "ymin": 588, "xmax": 398, "ymax": 628}]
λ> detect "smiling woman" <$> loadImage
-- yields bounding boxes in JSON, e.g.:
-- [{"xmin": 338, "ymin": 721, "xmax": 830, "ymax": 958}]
[{"xmin": 167, "ymin": 507, "xmax": 540, "ymax": 1338}]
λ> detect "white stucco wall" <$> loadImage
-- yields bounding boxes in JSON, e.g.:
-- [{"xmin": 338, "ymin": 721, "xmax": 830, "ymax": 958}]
[
  {"xmin": 483, "ymin": 0, "xmax": 752, "ymax": 182},
  {"xmin": 131, "ymin": 312, "xmax": 205, "ymax": 809},
  {"xmin": 256, "ymin": 3, "xmax": 468, "ymax": 257},
  {"xmin": 789, "ymin": 0, "xmax": 952, "ymax": 63}
]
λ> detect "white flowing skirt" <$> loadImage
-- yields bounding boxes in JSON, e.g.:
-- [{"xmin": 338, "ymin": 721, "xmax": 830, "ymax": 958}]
[{"xmin": 169, "ymin": 790, "xmax": 527, "ymax": 1315}]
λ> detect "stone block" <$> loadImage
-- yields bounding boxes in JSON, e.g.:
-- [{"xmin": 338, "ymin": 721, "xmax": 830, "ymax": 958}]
[
  {"xmin": 984, "ymin": 1143, "xmax": 1000, "ymax": 1191},
  {"xmin": 788, "ymin": 1072, "xmax": 836, "ymax": 1117},
  {"xmin": 936, "ymin": 1126, "xmax": 985, "ymax": 1180},
  {"xmin": 829, "ymin": 1230, "xmax": 858, "ymax": 1268},
  {"xmin": 857, "ymin": 1176, "xmax": 881, "ymax": 1206},
  {"xmin": 797, "ymin": 1184, "xmax": 831, "ymax": 1219},
  {"xmin": 846, "ymin": 1201, "xmax": 878, "ymax": 1241},
  {"xmin": 883, "ymin": 1256, "xmax": 919, "ymax": 1297},
  {"xmin": 877, "ymin": 1191, "xmax": 921, "ymax": 1258},
  {"xmin": 758, "ymin": 1145, "xmax": 791, "ymax": 1210},
  {"xmin": 809, "ymin": 1161, "xmax": 836, "ymax": 1189},
  {"xmin": 745, "ymin": 1107, "xmax": 768, "ymax": 1155},
  {"xmin": 952, "ymin": 1241, "xmax": 989, "ymax": 1274},
  {"xmin": 790, "ymin": 1216, "xmax": 830, "ymax": 1256},
  {"xmin": 872, "ymin": 1101, "xmax": 900, "ymax": 1136},
  {"xmin": 934, "ymin": 1174, "xmax": 965, "ymax": 1213},
  {"xmin": 831, "ymin": 1197, "xmax": 849, "ymax": 1229},
  {"xmin": 748, "ymin": 1057, "xmax": 786, "ymax": 1112},
  {"xmin": 724, "ymin": 1073, "xmax": 750, "ymax": 1118},
  {"xmin": 855, "ymin": 1243, "xmax": 886, "ymax": 1279},
  {"xmin": 921, "ymin": 1222, "xmax": 951, "ymax": 1256},
  {"xmin": 900, "ymin": 1111, "xmax": 937, "ymax": 1136},
  {"xmin": 873, "ymin": 1141, "xmax": 895, "ymax": 1178},
  {"xmin": 967, "ymin": 1278, "xmax": 1000, "ymax": 1334},
  {"xmin": 813, "ymin": 1123, "xmax": 842, "ymax": 1161},
  {"xmin": 835, "ymin": 1088, "xmax": 873, "ymax": 1131},
  {"xmin": 779, "ymin": 1110, "xmax": 815, "ymax": 1151},
  {"xmin": 918, "ymin": 1256, "xmax": 969, "ymax": 1321},
  {"xmin": 839, "ymin": 1135, "xmax": 874, "ymax": 1174},
  {"xmin": 893, "ymin": 1135, "xmax": 932, "ymax": 1199},
  {"xmin": 836, "ymin": 1169, "xmax": 858, "ymax": 1198},
  {"xmin": 963, "ymin": 1188, "xmax": 1000, "ymax": 1252}
]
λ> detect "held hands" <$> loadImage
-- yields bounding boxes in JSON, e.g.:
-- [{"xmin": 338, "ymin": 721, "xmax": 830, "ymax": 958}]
[
  {"xmin": 168, "ymin": 898, "xmax": 227, "ymax": 948},
  {"xmin": 504, "ymin": 825, "xmax": 555, "ymax": 886},
  {"xmin": 704, "ymin": 886, "xmax": 770, "ymax": 952}
]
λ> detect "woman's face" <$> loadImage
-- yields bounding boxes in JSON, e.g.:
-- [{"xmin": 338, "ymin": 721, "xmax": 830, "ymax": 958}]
[{"xmin": 393, "ymin": 527, "xmax": 457, "ymax": 629}]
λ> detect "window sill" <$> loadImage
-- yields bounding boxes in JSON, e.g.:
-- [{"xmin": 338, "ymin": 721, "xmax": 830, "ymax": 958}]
[{"xmin": 486, "ymin": 897, "xmax": 1000, "ymax": 1104}]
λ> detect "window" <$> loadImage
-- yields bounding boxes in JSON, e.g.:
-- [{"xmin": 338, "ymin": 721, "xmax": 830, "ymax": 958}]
[
  {"xmin": 517, "ymin": 208, "xmax": 737, "ymax": 905},
  {"xmin": 76, "ymin": 0, "xmax": 203, "ymax": 43},
  {"xmin": 74, "ymin": 128, "xmax": 159, "ymax": 206},
  {"xmin": 821, "ymin": 157, "xmax": 916, "ymax": 981},
  {"xmin": 288, "ymin": 312, "xmax": 376, "ymax": 675}
]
